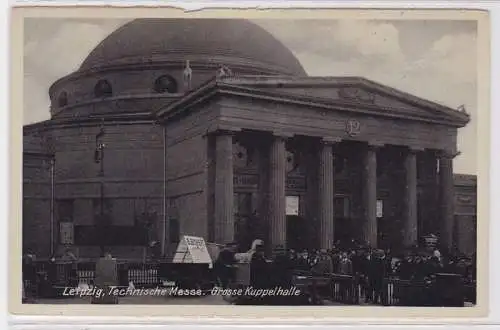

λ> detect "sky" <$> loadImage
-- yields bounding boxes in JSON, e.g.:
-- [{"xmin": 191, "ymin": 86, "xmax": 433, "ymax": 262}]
[{"xmin": 23, "ymin": 18, "xmax": 478, "ymax": 174}]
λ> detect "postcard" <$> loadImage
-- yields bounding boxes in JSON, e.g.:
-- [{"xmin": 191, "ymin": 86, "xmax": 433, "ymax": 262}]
[{"xmin": 10, "ymin": 6, "xmax": 490, "ymax": 320}]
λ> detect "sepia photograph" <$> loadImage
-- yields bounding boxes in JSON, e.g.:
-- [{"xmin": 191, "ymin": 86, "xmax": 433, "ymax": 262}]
[{"xmin": 13, "ymin": 7, "xmax": 489, "ymax": 318}]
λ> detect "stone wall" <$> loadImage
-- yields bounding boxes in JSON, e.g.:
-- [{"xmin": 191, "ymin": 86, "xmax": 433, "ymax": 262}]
[{"xmin": 165, "ymin": 101, "xmax": 219, "ymax": 241}]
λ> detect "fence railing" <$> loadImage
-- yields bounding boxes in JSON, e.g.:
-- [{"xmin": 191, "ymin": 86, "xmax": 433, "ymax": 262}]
[{"xmin": 24, "ymin": 261, "xmax": 476, "ymax": 305}]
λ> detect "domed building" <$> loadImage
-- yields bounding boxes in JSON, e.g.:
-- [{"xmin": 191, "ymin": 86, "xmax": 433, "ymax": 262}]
[{"xmin": 23, "ymin": 18, "xmax": 476, "ymax": 260}]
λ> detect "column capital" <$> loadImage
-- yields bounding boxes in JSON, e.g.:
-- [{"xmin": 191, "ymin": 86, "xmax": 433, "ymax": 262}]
[
  {"xmin": 367, "ymin": 141, "xmax": 384, "ymax": 150},
  {"xmin": 206, "ymin": 124, "xmax": 241, "ymax": 136},
  {"xmin": 272, "ymin": 130, "xmax": 294, "ymax": 139},
  {"xmin": 321, "ymin": 137, "xmax": 342, "ymax": 145},
  {"xmin": 407, "ymin": 146, "xmax": 424, "ymax": 154},
  {"xmin": 437, "ymin": 149, "xmax": 460, "ymax": 159}
]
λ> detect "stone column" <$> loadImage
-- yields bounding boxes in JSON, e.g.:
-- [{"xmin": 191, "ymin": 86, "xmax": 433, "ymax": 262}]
[
  {"xmin": 318, "ymin": 138, "xmax": 338, "ymax": 250},
  {"xmin": 403, "ymin": 148, "xmax": 418, "ymax": 247},
  {"xmin": 268, "ymin": 134, "xmax": 287, "ymax": 249},
  {"xmin": 214, "ymin": 131, "xmax": 234, "ymax": 244},
  {"xmin": 439, "ymin": 151, "xmax": 455, "ymax": 250},
  {"xmin": 362, "ymin": 144, "xmax": 378, "ymax": 248}
]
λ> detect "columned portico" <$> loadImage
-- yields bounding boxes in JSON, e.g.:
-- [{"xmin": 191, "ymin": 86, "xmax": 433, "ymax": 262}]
[
  {"xmin": 318, "ymin": 138, "xmax": 338, "ymax": 250},
  {"xmin": 268, "ymin": 133, "xmax": 288, "ymax": 249},
  {"xmin": 190, "ymin": 77, "xmax": 469, "ymax": 253},
  {"xmin": 439, "ymin": 151, "xmax": 455, "ymax": 250},
  {"xmin": 403, "ymin": 148, "xmax": 418, "ymax": 247},
  {"xmin": 362, "ymin": 144, "xmax": 379, "ymax": 248},
  {"xmin": 214, "ymin": 131, "xmax": 235, "ymax": 244}
]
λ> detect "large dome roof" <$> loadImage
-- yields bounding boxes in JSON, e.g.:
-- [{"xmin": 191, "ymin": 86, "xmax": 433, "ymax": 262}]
[{"xmin": 79, "ymin": 18, "xmax": 307, "ymax": 76}]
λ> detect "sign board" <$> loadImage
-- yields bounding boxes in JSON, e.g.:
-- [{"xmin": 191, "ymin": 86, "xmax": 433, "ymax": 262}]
[
  {"xmin": 172, "ymin": 235, "xmax": 212, "ymax": 265},
  {"xmin": 59, "ymin": 222, "xmax": 74, "ymax": 244},
  {"xmin": 423, "ymin": 234, "xmax": 438, "ymax": 249},
  {"xmin": 376, "ymin": 200, "xmax": 383, "ymax": 218},
  {"xmin": 286, "ymin": 196, "xmax": 299, "ymax": 215},
  {"xmin": 92, "ymin": 257, "xmax": 118, "ymax": 304}
]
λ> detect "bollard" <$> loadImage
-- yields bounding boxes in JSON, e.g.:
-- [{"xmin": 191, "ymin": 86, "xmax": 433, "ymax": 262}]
[{"xmin": 91, "ymin": 256, "xmax": 119, "ymax": 304}]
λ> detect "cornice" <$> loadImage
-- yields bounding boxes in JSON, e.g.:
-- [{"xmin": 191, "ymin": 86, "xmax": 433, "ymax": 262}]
[
  {"xmin": 23, "ymin": 112, "xmax": 156, "ymax": 133},
  {"xmin": 156, "ymin": 80, "xmax": 469, "ymax": 128},
  {"xmin": 48, "ymin": 56, "xmax": 295, "ymax": 95},
  {"xmin": 51, "ymin": 93, "xmax": 182, "ymax": 118},
  {"xmin": 23, "ymin": 151, "xmax": 55, "ymax": 158},
  {"xmin": 216, "ymin": 76, "xmax": 470, "ymax": 124}
]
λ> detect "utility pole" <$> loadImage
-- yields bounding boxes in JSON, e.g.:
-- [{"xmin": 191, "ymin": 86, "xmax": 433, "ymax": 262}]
[
  {"xmin": 95, "ymin": 121, "xmax": 106, "ymax": 256},
  {"xmin": 49, "ymin": 156, "xmax": 55, "ymax": 257}
]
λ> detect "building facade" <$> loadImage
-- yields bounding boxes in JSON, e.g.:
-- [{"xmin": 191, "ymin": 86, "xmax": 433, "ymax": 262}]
[{"xmin": 22, "ymin": 18, "xmax": 476, "ymax": 259}]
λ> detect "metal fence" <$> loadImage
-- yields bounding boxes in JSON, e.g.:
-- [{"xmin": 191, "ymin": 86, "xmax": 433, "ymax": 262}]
[{"xmin": 25, "ymin": 261, "xmax": 476, "ymax": 305}]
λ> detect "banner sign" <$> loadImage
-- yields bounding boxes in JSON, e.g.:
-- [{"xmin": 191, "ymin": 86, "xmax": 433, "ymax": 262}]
[
  {"xmin": 286, "ymin": 196, "xmax": 299, "ymax": 215},
  {"xmin": 376, "ymin": 200, "xmax": 383, "ymax": 218},
  {"xmin": 59, "ymin": 222, "xmax": 74, "ymax": 245},
  {"xmin": 172, "ymin": 235, "xmax": 212, "ymax": 264}
]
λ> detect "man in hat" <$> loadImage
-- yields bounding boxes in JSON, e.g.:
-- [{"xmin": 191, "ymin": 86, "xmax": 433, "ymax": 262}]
[
  {"xmin": 272, "ymin": 245, "xmax": 293, "ymax": 285},
  {"xmin": 312, "ymin": 249, "xmax": 334, "ymax": 275},
  {"xmin": 368, "ymin": 249, "xmax": 387, "ymax": 304},
  {"xmin": 215, "ymin": 242, "xmax": 238, "ymax": 289},
  {"xmin": 250, "ymin": 244, "xmax": 268, "ymax": 286}
]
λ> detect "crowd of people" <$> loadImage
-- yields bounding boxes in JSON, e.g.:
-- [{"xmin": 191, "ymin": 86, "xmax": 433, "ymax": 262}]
[{"xmin": 214, "ymin": 239, "xmax": 477, "ymax": 305}]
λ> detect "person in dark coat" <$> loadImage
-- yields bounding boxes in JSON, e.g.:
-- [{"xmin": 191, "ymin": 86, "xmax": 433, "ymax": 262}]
[
  {"xmin": 250, "ymin": 244, "xmax": 268, "ymax": 289},
  {"xmin": 215, "ymin": 242, "xmax": 238, "ymax": 288},
  {"xmin": 369, "ymin": 250, "xmax": 387, "ymax": 305},
  {"xmin": 337, "ymin": 253, "xmax": 353, "ymax": 302},
  {"xmin": 312, "ymin": 250, "xmax": 334, "ymax": 275},
  {"xmin": 271, "ymin": 245, "xmax": 294, "ymax": 304},
  {"xmin": 272, "ymin": 245, "xmax": 293, "ymax": 287},
  {"xmin": 22, "ymin": 253, "xmax": 37, "ymax": 302}
]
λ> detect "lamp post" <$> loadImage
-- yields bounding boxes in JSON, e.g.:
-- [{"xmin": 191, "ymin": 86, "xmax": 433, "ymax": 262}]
[
  {"xmin": 49, "ymin": 157, "xmax": 55, "ymax": 257},
  {"xmin": 95, "ymin": 124, "xmax": 106, "ymax": 256}
]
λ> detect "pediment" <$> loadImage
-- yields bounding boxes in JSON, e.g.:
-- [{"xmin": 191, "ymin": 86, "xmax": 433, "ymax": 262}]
[{"xmin": 217, "ymin": 76, "xmax": 470, "ymax": 126}]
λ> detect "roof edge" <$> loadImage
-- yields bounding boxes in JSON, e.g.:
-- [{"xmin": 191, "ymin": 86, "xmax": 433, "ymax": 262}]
[{"xmin": 155, "ymin": 77, "xmax": 470, "ymax": 127}]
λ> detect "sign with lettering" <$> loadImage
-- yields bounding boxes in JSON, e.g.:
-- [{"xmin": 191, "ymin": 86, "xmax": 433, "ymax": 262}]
[
  {"xmin": 234, "ymin": 174, "xmax": 258, "ymax": 187},
  {"xmin": 286, "ymin": 177, "xmax": 306, "ymax": 190},
  {"xmin": 286, "ymin": 196, "xmax": 300, "ymax": 215},
  {"xmin": 234, "ymin": 174, "xmax": 306, "ymax": 190},
  {"xmin": 423, "ymin": 234, "xmax": 438, "ymax": 249},
  {"xmin": 345, "ymin": 119, "xmax": 361, "ymax": 137},
  {"xmin": 172, "ymin": 235, "xmax": 212, "ymax": 265},
  {"xmin": 59, "ymin": 222, "xmax": 74, "ymax": 245},
  {"xmin": 376, "ymin": 200, "xmax": 383, "ymax": 218}
]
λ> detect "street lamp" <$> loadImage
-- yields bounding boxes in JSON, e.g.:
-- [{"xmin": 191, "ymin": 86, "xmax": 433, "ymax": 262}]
[{"xmin": 49, "ymin": 157, "xmax": 55, "ymax": 257}]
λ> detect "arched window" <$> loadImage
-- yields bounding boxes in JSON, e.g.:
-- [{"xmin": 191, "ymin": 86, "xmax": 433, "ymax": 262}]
[
  {"xmin": 57, "ymin": 91, "xmax": 68, "ymax": 107},
  {"xmin": 153, "ymin": 75, "xmax": 178, "ymax": 93},
  {"xmin": 94, "ymin": 79, "xmax": 113, "ymax": 98}
]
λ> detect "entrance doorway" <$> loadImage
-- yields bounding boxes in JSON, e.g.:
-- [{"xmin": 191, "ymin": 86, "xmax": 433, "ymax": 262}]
[{"xmin": 286, "ymin": 215, "xmax": 308, "ymax": 251}]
